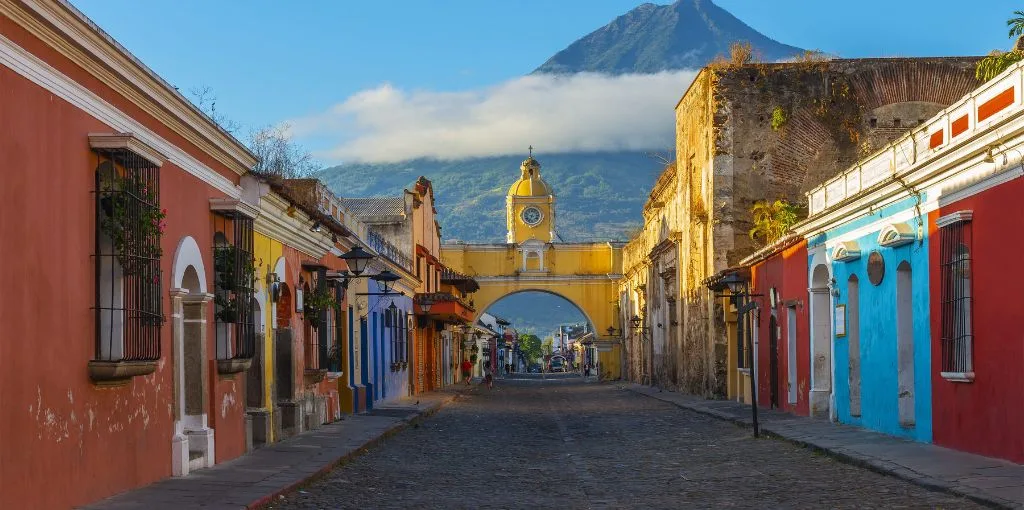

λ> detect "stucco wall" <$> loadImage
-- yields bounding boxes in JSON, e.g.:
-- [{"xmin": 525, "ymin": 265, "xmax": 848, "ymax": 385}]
[
  {"xmin": 812, "ymin": 198, "xmax": 933, "ymax": 442},
  {"xmin": 751, "ymin": 241, "xmax": 810, "ymax": 416},
  {"xmin": 930, "ymin": 181, "xmax": 1024, "ymax": 462},
  {"xmin": 0, "ymin": 46, "xmax": 248, "ymax": 508},
  {"xmin": 368, "ymin": 278, "xmax": 413, "ymax": 404}
]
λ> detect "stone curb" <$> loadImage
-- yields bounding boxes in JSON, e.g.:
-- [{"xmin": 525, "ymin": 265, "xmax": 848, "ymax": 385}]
[
  {"xmin": 620, "ymin": 384, "xmax": 1013, "ymax": 510},
  {"xmin": 247, "ymin": 392, "xmax": 461, "ymax": 509}
]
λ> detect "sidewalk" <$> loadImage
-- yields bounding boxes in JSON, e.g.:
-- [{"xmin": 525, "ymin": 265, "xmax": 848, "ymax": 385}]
[
  {"xmin": 623, "ymin": 383, "xmax": 1024, "ymax": 508},
  {"xmin": 81, "ymin": 391, "xmax": 462, "ymax": 510}
]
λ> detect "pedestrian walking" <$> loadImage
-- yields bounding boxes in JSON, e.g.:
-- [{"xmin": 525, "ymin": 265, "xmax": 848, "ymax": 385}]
[
  {"xmin": 461, "ymin": 358, "xmax": 473, "ymax": 386},
  {"xmin": 484, "ymin": 367, "xmax": 493, "ymax": 389},
  {"xmin": 584, "ymin": 363, "xmax": 591, "ymax": 377}
]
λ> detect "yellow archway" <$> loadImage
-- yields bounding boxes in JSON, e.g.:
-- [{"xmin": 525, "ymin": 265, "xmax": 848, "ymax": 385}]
[{"xmin": 441, "ymin": 241, "xmax": 624, "ymax": 379}]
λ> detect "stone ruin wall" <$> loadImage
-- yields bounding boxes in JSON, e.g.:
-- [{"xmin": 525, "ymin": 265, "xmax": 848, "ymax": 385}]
[{"xmin": 663, "ymin": 58, "xmax": 981, "ymax": 397}]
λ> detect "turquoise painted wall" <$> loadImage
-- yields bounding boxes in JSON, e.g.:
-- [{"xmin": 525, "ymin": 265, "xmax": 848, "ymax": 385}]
[{"xmin": 815, "ymin": 198, "xmax": 933, "ymax": 442}]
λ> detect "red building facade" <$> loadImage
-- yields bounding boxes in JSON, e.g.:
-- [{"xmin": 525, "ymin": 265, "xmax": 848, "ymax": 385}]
[
  {"xmin": 0, "ymin": 2, "xmax": 259, "ymax": 507},
  {"xmin": 929, "ymin": 178, "xmax": 1024, "ymax": 463},
  {"xmin": 748, "ymin": 238, "xmax": 811, "ymax": 416}
]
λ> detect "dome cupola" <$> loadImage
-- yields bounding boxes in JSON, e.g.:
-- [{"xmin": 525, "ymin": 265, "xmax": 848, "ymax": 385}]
[{"xmin": 508, "ymin": 151, "xmax": 552, "ymax": 197}]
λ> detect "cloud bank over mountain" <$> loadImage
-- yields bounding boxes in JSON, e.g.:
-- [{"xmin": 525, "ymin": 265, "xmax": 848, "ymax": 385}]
[{"xmin": 290, "ymin": 70, "xmax": 697, "ymax": 163}]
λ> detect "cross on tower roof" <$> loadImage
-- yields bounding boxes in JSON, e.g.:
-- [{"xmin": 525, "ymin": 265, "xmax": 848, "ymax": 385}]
[{"xmin": 528, "ymin": 145, "xmax": 533, "ymax": 157}]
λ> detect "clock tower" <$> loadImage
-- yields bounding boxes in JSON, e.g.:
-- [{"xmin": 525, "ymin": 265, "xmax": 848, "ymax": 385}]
[{"xmin": 506, "ymin": 149, "xmax": 555, "ymax": 244}]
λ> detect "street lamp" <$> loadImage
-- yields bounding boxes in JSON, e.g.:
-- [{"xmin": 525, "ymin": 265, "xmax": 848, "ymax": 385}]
[
  {"xmin": 710, "ymin": 270, "xmax": 762, "ymax": 438},
  {"xmin": 333, "ymin": 246, "xmax": 404, "ymax": 297},
  {"xmin": 629, "ymin": 315, "xmax": 649, "ymax": 332},
  {"xmin": 372, "ymin": 269, "xmax": 401, "ymax": 294},
  {"xmin": 339, "ymin": 245, "xmax": 373, "ymax": 276},
  {"xmin": 417, "ymin": 296, "xmax": 433, "ymax": 314}
]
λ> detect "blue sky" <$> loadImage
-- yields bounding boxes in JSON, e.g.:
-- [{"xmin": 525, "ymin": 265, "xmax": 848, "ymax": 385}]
[{"xmin": 71, "ymin": 0, "xmax": 1019, "ymax": 162}]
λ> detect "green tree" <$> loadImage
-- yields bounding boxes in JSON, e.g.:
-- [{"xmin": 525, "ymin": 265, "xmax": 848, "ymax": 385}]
[
  {"xmin": 1009, "ymin": 10, "xmax": 1024, "ymax": 39},
  {"xmin": 748, "ymin": 199, "xmax": 801, "ymax": 246},
  {"xmin": 518, "ymin": 334, "xmax": 543, "ymax": 364},
  {"xmin": 542, "ymin": 337, "xmax": 554, "ymax": 357},
  {"xmin": 976, "ymin": 11, "xmax": 1024, "ymax": 82}
]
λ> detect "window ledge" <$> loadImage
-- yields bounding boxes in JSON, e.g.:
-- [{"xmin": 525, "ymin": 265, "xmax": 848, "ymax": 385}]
[
  {"xmin": 304, "ymin": 368, "xmax": 328, "ymax": 383},
  {"xmin": 217, "ymin": 358, "xmax": 252, "ymax": 374},
  {"xmin": 738, "ymin": 368, "xmax": 751, "ymax": 375},
  {"xmin": 941, "ymin": 371, "xmax": 975, "ymax": 383},
  {"xmin": 88, "ymin": 360, "xmax": 158, "ymax": 386},
  {"xmin": 326, "ymin": 371, "xmax": 344, "ymax": 381}
]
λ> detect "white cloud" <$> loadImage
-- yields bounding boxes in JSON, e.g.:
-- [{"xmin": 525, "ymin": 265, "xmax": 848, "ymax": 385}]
[{"xmin": 289, "ymin": 71, "xmax": 699, "ymax": 163}]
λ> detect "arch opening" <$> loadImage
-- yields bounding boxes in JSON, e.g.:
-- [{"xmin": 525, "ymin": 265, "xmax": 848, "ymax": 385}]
[{"xmin": 479, "ymin": 290, "xmax": 596, "ymax": 376}]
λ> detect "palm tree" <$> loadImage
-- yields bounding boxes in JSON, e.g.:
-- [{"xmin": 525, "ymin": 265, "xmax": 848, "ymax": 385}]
[
  {"xmin": 1008, "ymin": 10, "xmax": 1024, "ymax": 39},
  {"xmin": 748, "ymin": 200, "xmax": 801, "ymax": 246},
  {"xmin": 976, "ymin": 11, "xmax": 1024, "ymax": 81}
]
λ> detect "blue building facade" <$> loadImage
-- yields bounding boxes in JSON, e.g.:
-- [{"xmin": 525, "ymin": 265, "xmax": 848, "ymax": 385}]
[
  {"xmin": 368, "ymin": 277, "xmax": 413, "ymax": 405},
  {"xmin": 809, "ymin": 197, "xmax": 933, "ymax": 442}
]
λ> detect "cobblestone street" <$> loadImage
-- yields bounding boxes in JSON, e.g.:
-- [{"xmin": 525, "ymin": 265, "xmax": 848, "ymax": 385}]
[{"xmin": 270, "ymin": 376, "xmax": 981, "ymax": 509}]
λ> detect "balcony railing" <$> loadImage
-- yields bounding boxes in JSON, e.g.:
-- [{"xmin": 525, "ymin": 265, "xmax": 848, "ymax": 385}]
[
  {"xmin": 806, "ymin": 61, "xmax": 1024, "ymax": 217},
  {"xmin": 367, "ymin": 229, "xmax": 412, "ymax": 273},
  {"xmin": 415, "ymin": 292, "xmax": 475, "ymax": 323}
]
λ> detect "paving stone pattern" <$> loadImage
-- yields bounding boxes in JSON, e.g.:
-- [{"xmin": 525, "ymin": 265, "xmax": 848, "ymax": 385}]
[{"xmin": 270, "ymin": 376, "xmax": 981, "ymax": 509}]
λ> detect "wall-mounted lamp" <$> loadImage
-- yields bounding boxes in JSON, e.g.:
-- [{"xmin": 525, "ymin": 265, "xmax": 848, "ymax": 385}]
[
  {"xmin": 373, "ymin": 269, "xmax": 401, "ymax": 294},
  {"xmin": 310, "ymin": 220, "xmax": 322, "ymax": 233},
  {"xmin": 629, "ymin": 314, "xmax": 651, "ymax": 333},
  {"xmin": 418, "ymin": 298, "xmax": 433, "ymax": 314},
  {"xmin": 339, "ymin": 245, "xmax": 372, "ymax": 276},
  {"xmin": 327, "ymin": 246, "xmax": 402, "ymax": 297},
  {"xmin": 266, "ymin": 272, "xmax": 281, "ymax": 302}
]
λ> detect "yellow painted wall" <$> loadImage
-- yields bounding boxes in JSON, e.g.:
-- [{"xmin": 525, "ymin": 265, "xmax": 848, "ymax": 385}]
[
  {"xmin": 442, "ymin": 243, "xmax": 620, "ymax": 277},
  {"xmin": 254, "ymin": 232, "xmax": 283, "ymax": 442},
  {"xmin": 442, "ymin": 241, "xmax": 624, "ymax": 378}
]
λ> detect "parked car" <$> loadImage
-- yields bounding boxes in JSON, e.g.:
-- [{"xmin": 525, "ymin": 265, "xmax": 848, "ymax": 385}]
[{"xmin": 549, "ymin": 357, "xmax": 566, "ymax": 373}]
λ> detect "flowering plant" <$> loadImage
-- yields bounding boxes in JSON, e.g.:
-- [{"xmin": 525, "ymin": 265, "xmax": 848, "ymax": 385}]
[{"xmin": 98, "ymin": 173, "xmax": 166, "ymax": 276}]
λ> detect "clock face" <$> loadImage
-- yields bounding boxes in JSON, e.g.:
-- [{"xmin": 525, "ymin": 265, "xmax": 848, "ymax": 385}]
[{"xmin": 520, "ymin": 206, "xmax": 543, "ymax": 226}]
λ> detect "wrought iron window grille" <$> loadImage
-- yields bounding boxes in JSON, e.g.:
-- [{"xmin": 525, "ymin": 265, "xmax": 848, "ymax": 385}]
[
  {"xmin": 939, "ymin": 215, "xmax": 974, "ymax": 380},
  {"xmin": 93, "ymin": 151, "xmax": 164, "ymax": 367},
  {"xmin": 212, "ymin": 212, "xmax": 256, "ymax": 366},
  {"xmin": 302, "ymin": 268, "xmax": 337, "ymax": 372}
]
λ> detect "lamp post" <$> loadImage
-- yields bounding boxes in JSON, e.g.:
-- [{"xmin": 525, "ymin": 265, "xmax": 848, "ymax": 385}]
[{"xmin": 718, "ymin": 271, "xmax": 762, "ymax": 438}]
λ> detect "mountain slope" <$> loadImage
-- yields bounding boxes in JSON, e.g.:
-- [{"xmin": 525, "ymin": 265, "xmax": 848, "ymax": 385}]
[
  {"xmin": 319, "ymin": 0, "xmax": 805, "ymax": 242},
  {"xmin": 534, "ymin": 0, "xmax": 804, "ymax": 74},
  {"xmin": 317, "ymin": 152, "xmax": 662, "ymax": 243}
]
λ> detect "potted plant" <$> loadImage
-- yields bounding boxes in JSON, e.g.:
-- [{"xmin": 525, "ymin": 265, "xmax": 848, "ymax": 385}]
[
  {"xmin": 98, "ymin": 172, "xmax": 166, "ymax": 276},
  {"xmin": 327, "ymin": 342, "xmax": 343, "ymax": 372},
  {"xmin": 213, "ymin": 245, "xmax": 255, "ymax": 323},
  {"xmin": 304, "ymin": 286, "xmax": 338, "ymax": 324}
]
